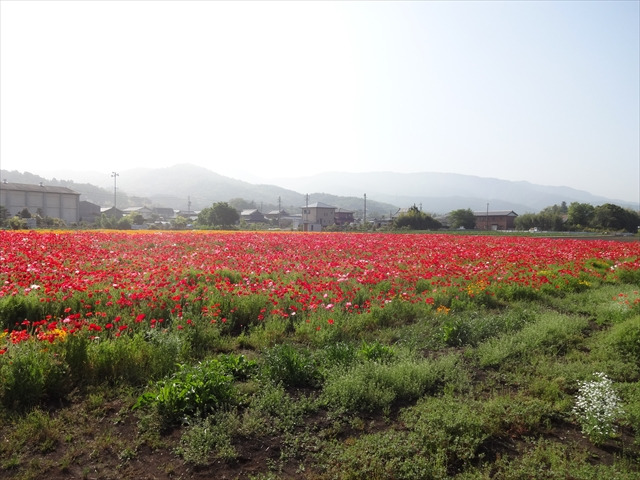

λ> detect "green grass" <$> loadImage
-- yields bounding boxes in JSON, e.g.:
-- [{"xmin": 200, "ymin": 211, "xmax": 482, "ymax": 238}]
[{"xmin": 1, "ymin": 283, "xmax": 639, "ymax": 479}]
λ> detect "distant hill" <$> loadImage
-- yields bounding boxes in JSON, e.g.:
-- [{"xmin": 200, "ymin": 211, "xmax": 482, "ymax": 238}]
[
  {"xmin": 0, "ymin": 166, "xmax": 397, "ymax": 218},
  {"xmin": 2, "ymin": 165, "xmax": 635, "ymax": 218},
  {"xmin": 271, "ymin": 171, "xmax": 633, "ymax": 214}
]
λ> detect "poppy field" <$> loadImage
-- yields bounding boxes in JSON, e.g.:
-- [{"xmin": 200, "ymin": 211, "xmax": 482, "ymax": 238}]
[{"xmin": 1, "ymin": 230, "xmax": 640, "ymax": 479}]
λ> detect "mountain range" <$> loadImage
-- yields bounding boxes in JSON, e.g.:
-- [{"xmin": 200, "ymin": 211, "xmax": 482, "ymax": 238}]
[{"xmin": 1, "ymin": 164, "xmax": 634, "ymax": 218}]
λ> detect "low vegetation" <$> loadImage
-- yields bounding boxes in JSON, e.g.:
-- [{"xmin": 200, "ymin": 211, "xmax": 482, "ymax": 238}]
[{"xmin": 1, "ymin": 231, "xmax": 639, "ymax": 479}]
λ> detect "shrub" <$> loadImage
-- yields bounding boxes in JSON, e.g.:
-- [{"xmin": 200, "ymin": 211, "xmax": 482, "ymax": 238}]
[
  {"xmin": 1, "ymin": 409, "xmax": 62, "ymax": 456},
  {"xmin": 322, "ymin": 354, "xmax": 466, "ymax": 413},
  {"xmin": 318, "ymin": 341, "xmax": 357, "ymax": 372},
  {"xmin": 61, "ymin": 333, "xmax": 89, "ymax": 385},
  {"xmin": 483, "ymin": 392, "xmax": 555, "ymax": 437},
  {"xmin": 441, "ymin": 308, "xmax": 532, "ymax": 347},
  {"xmin": 262, "ymin": 343, "xmax": 320, "ymax": 388},
  {"xmin": 357, "ymin": 340, "xmax": 395, "ymax": 363},
  {"xmin": 218, "ymin": 353, "xmax": 258, "ymax": 381},
  {"xmin": 605, "ymin": 316, "xmax": 640, "ymax": 362},
  {"xmin": 0, "ymin": 342, "xmax": 70, "ymax": 412},
  {"xmin": 368, "ymin": 298, "xmax": 422, "ymax": 328},
  {"xmin": 319, "ymin": 395, "xmax": 488, "ymax": 479},
  {"xmin": 182, "ymin": 321, "xmax": 226, "ymax": 359},
  {"xmin": 476, "ymin": 312, "xmax": 588, "ymax": 367},
  {"xmin": 402, "ymin": 395, "xmax": 489, "ymax": 466},
  {"xmin": 176, "ymin": 410, "xmax": 240, "ymax": 465},
  {"xmin": 88, "ymin": 334, "xmax": 171, "ymax": 386},
  {"xmin": 573, "ymin": 372, "xmax": 624, "ymax": 445},
  {"xmin": 0, "ymin": 295, "xmax": 45, "ymax": 331},
  {"xmin": 221, "ymin": 293, "xmax": 270, "ymax": 335},
  {"xmin": 133, "ymin": 359, "xmax": 236, "ymax": 426},
  {"xmin": 489, "ymin": 438, "xmax": 639, "ymax": 479},
  {"xmin": 239, "ymin": 382, "xmax": 316, "ymax": 436},
  {"xmin": 616, "ymin": 267, "xmax": 640, "ymax": 285},
  {"xmin": 318, "ymin": 429, "xmax": 447, "ymax": 480}
]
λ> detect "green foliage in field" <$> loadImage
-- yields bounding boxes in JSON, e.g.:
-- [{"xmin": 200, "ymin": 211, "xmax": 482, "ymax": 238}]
[
  {"xmin": 176, "ymin": 410, "xmax": 240, "ymax": 465},
  {"xmin": 605, "ymin": 316, "xmax": 640, "ymax": 362},
  {"xmin": 0, "ymin": 342, "xmax": 70, "ymax": 411},
  {"xmin": 133, "ymin": 356, "xmax": 254, "ymax": 426},
  {"xmin": 475, "ymin": 311, "xmax": 588, "ymax": 367},
  {"xmin": 0, "ymin": 294, "xmax": 46, "ymax": 331},
  {"xmin": 262, "ymin": 343, "xmax": 320, "ymax": 388},
  {"xmin": 322, "ymin": 353, "xmax": 469, "ymax": 413}
]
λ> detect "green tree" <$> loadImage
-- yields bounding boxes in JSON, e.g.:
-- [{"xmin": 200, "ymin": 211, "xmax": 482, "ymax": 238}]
[
  {"xmin": 116, "ymin": 217, "xmax": 132, "ymax": 230},
  {"xmin": 515, "ymin": 205, "xmax": 567, "ymax": 232},
  {"xmin": 591, "ymin": 203, "xmax": 638, "ymax": 232},
  {"xmin": 538, "ymin": 211, "xmax": 565, "ymax": 231},
  {"xmin": 514, "ymin": 213, "xmax": 538, "ymax": 231},
  {"xmin": 7, "ymin": 216, "xmax": 27, "ymax": 229},
  {"xmin": 198, "ymin": 202, "xmax": 239, "ymax": 228},
  {"xmin": 567, "ymin": 202, "xmax": 595, "ymax": 230},
  {"xmin": 99, "ymin": 214, "xmax": 117, "ymax": 229},
  {"xmin": 394, "ymin": 205, "xmax": 441, "ymax": 230},
  {"xmin": 19, "ymin": 208, "xmax": 32, "ymax": 219},
  {"xmin": 0, "ymin": 205, "xmax": 9, "ymax": 227},
  {"xmin": 172, "ymin": 215, "xmax": 188, "ymax": 230},
  {"xmin": 449, "ymin": 208, "xmax": 476, "ymax": 229},
  {"xmin": 126, "ymin": 213, "xmax": 145, "ymax": 226}
]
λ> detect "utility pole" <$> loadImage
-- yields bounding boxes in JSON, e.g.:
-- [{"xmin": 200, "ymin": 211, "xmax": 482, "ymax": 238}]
[
  {"xmin": 304, "ymin": 194, "xmax": 309, "ymax": 232},
  {"xmin": 363, "ymin": 193, "xmax": 367, "ymax": 228},
  {"xmin": 486, "ymin": 202, "xmax": 489, "ymax": 230},
  {"xmin": 111, "ymin": 172, "xmax": 119, "ymax": 209}
]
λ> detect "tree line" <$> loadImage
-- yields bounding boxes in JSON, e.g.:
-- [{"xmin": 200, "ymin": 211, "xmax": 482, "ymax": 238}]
[
  {"xmin": 514, "ymin": 202, "xmax": 639, "ymax": 233},
  {"xmin": 394, "ymin": 202, "xmax": 640, "ymax": 233}
]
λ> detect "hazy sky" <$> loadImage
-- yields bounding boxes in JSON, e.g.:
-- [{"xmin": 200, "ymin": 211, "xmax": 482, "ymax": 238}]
[{"xmin": 1, "ymin": 1, "xmax": 638, "ymax": 201}]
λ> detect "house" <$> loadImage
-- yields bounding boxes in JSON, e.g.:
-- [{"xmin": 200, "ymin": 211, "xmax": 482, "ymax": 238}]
[
  {"xmin": 265, "ymin": 209, "xmax": 289, "ymax": 221},
  {"xmin": 79, "ymin": 200, "xmax": 101, "ymax": 224},
  {"xmin": 301, "ymin": 202, "xmax": 336, "ymax": 231},
  {"xmin": 176, "ymin": 209, "xmax": 199, "ymax": 222},
  {"xmin": 240, "ymin": 209, "xmax": 267, "ymax": 223},
  {"xmin": 0, "ymin": 181, "xmax": 80, "ymax": 224},
  {"xmin": 153, "ymin": 207, "xmax": 176, "ymax": 221},
  {"xmin": 473, "ymin": 210, "xmax": 518, "ymax": 230},
  {"xmin": 123, "ymin": 206, "xmax": 154, "ymax": 220},
  {"xmin": 334, "ymin": 208, "xmax": 355, "ymax": 226},
  {"xmin": 265, "ymin": 209, "xmax": 298, "ymax": 228},
  {"xmin": 100, "ymin": 206, "xmax": 125, "ymax": 219}
]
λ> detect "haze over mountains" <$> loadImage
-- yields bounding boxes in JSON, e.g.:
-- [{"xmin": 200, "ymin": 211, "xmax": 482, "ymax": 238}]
[{"xmin": 1, "ymin": 164, "xmax": 634, "ymax": 218}]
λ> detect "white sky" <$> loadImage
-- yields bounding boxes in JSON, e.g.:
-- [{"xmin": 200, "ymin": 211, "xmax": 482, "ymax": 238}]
[{"xmin": 1, "ymin": 0, "xmax": 638, "ymax": 202}]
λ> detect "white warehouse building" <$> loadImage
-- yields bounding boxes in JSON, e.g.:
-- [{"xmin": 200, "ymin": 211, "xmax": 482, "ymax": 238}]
[{"xmin": 0, "ymin": 181, "xmax": 80, "ymax": 224}]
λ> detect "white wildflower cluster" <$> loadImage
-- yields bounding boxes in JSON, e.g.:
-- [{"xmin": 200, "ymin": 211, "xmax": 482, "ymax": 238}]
[{"xmin": 573, "ymin": 372, "xmax": 624, "ymax": 444}]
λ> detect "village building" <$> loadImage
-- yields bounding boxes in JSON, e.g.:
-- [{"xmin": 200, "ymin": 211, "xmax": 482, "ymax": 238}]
[
  {"xmin": 301, "ymin": 201, "xmax": 336, "ymax": 231},
  {"xmin": 100, "ymin": 206, "xmax": 125, "ymax": 219},
  {"xmin": 79, "ymin": 200, "xmax": 101, "ymax": 224},
  {"xmin": 265, "ymin": 209, "xmax": 289, "ymax": 221},
  {"xmin": 265, "ymin": 209, "xmax": 299, "ymax": 229},
  {"xmin": 240, "ymin": 209, "xmax": 267, "ymax": 223},
  {"xmin": 334, "ymin": 208, "xmax": 355, "ymax": 226},
  {"xmin": 123, "ymin": 206, "xmax": 154, "ymax": 220},
  {"xmin": 0, "ymin": 181, "xmax": 80, "ymax": 224},
  {"xmin": 153, "ymin": 207, "xmax": 176, "ymax": 221},
  {"xmin": 473, "ymin": 210, "xmax": 518, "ymax": 230}
]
